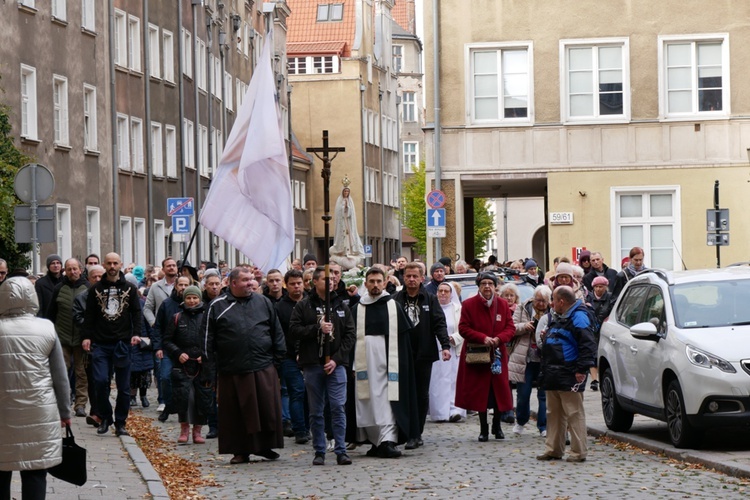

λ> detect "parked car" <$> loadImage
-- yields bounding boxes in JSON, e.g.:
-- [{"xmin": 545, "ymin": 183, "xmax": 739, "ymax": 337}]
[
  {"xmin": 445, "ymin": 271, "xmax": 536, "ymax": 304},
  {"xmin": 598, "ymin": 267, "xmax": 750, "ymax": 448}
]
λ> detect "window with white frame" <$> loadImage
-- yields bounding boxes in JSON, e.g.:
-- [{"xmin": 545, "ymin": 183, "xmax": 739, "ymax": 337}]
[
  {"xmin": 182, "ymin": 29, "xmax": 192, "ymax": 78},
  {"xmin": 82, "ymin": 0, "xmax": 95, "ymax": 31},
  {"xmin": 151, "ymin": 122, "xmax": 163, "ymax": 176},
  {"xmin": 224, "ymin": 72, "xmax": 233, "ymax": 111},
  {"xmin": 213, "ymin": 127, "xmax": 222, "ymax": 170},
  {"xmin": 120, "ymin": 217, "xmax": 133, "ymax": 265},
  {"xmin": 154, "ymin": 219, "xmax": 166, "ymax": 264},
  {"xmin": 403, "ymin": 142, "xmax": 418, "ymax": 173},
  {"xmin": 83, "ymin": 84, "xmax": 97, "ymax": 151},
  {"xmin": 374, "ymin": 112, "xmax": 380, "ymax": 146},
  {"xmin": 660, "ymin": 34, "xmax": 729, "ymax": 118},
  {"xmin": 612, "ymin": 186, "xmax": 680, "ymax": 271},
  {"xmin": 134, "ymin": 218, "xmax": 146, "ymax": 266},
  {"xmin": 393, "ymin": 45, "xmax": 403, "ymax": 73},
  {"xmin": 243, "ymin": 23, "xmax": 251, "ymax": 57},
  {"xmin": 128, "ymin": 15, "xmax": 141, "ymax": 72},
  {"xmin": 214, "ymin": 56, "xmax": 222, "ymax": 97},
  {"xmin": 165, "ymin": 125, "xmax": 177, "ymax": 177},
  {"xmin": 19, "ymin": 0, "xmax": 35, "ymax": 8},
  {"xmin": 53, "ymin": 75, "xmax": 69, "ymax": 146},
  {"xmin": 130, "ymin": 117, "xmax": 144, "ymax": 173},
  {"xmin": 562, "ymin": 39, "xmax": 628, "ymax": 122},
  {"xmin": 86, "ymin": 207, "xmax": 100, "ymax": 256},
  {"xmin": 236, "ymin": 78, "xmax": 247, "ymax": 107},
  {"xmin": 56, "ymin": 204, "xmax": 71, "ymax": 258},
  {"xmin": 293, "ymin": 180, "xmax": 300, "ymax": 209},
  {"xmin": 366, "ymin": 167, "xmax": 379, "ymax": 202},
  {"xmin": 469, "ymin": 44, "xmax": 532, "ymax": 123},
  {"xmin": 254, "ymin": 32, "xmax": 262, "ymax": 64},
  {"xmin": 116, "ymin": 113, "xmax": 130, "ymax": 169},
  {"xmin": 162, "ymin": 30, "xmax": 174, "ymax": 82},
  {"xmin": 197, "ymin": 38, "xmax": 207, "ymax": 90},
  {"xmin": 316, "ymin": 3, "xmax": 343, "ymax": 22},
  {"xmin": 183, "ymin": 119, "xmax": 194, "ymax": 168},
  {"xmin": 391, "ymin": 174, "xmax": 399, "ymax": 208},
  {"xmin": 287, "ymin": 56, "xmax": 340, "ymax": 75},
  {"xmin": 300, "ymin": 181, "xmax": 307, "ymax": 210},
  {"xmin": 114, "ymin": 10, "xmax": 127, "ymax": 66},
  {"xmin": 200, "ymin": 225, "xmax": 210, "ymax": 263},
  {"xmin": 402, "ymin": 91, "xmax": 415, "ymax": 122},
  {"xmin": 199, "ymin": 125, "xmax": 208, "ymax": 176},
  {"xmin": 149, "ymin": 24, "xmax": 160, "ymax": 78},
  {"xmin": 52, "ymin": 0, "xmax": 66, "ymax": 21},
  {"xmin": 20, "ymin": 65, "xmax": 38, "ymax": 140}
]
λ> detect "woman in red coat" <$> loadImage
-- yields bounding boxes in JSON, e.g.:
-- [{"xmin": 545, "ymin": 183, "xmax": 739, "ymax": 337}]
[{"xmin": 455, "ymin": 273, "xmax": 516, "ymax": 441}]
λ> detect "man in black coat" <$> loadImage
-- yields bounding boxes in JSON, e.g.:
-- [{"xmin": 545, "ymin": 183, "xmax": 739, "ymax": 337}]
[
  {"xmin": 582, "ymin": 252, "xmax": 618, "ymax": 293},
  {"xmin": 35, "ymin": 254, "xmax": 63, "ymax": 318},
  {"xmin": 394, "ymin": 262, "xmax": 451, "ymax": 450}
]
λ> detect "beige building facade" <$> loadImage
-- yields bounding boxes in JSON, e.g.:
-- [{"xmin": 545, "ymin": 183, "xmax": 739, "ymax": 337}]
[{"xmin": 424, "ymin": 0, "xmax": 750, "ymax": 271}]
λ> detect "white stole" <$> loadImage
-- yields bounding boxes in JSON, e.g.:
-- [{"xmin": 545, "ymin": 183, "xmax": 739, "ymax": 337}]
[{"xmin": 355, "ymin": 299, "xmax": 400, "ymax": 401}]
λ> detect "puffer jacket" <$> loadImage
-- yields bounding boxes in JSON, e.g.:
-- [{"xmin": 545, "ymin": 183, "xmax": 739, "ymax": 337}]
[
  {"xmin": 540, "ymin": 300, "xmax": 597, "ymax": 392},
  {"xmin": 0, "ymin": 278, "xmax": 71, "ymax": 471},
  {"xmin": 508, "ymin": 298, "xmax": 547, "ymax": 383}
]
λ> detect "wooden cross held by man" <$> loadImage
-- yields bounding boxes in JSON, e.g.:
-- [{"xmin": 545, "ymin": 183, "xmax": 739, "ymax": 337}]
[{"xmin": 307, "ymin": 130, "xmax": 345, "ymax": 365}]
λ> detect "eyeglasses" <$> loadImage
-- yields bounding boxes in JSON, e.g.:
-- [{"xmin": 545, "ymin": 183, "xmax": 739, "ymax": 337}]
[{"xmin": 479, "ymin": 282, "xmax": 495, "ymax": 287}]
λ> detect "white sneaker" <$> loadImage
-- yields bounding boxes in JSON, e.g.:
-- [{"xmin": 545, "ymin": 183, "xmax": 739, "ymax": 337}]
[
  {"xmin": 157, "ymin": 403, "xmax": 165, "ymax": 412},
  {"xmin": 512, "ymin": 424, "xmax": 524, "ymax": 435},
  {"xmin": 540, "ymin": 430, "xmax": 547, "ymax": 438}
]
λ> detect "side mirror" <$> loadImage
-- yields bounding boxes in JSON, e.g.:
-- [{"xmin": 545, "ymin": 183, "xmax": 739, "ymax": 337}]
[{"xmin": 630, "ymin": 321, "xmax": 658, "ymax": 339}]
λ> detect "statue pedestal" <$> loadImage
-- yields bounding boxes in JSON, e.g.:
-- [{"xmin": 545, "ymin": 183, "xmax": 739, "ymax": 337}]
[{"xmin": 330, "ymin": 253, "xmax": 362, "ymax": 271}]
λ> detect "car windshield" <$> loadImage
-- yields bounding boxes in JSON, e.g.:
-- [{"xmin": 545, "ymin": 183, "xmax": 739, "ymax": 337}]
[{"xmin": 671, "ymin": 279, "xmax": 750, "ymax": 328}]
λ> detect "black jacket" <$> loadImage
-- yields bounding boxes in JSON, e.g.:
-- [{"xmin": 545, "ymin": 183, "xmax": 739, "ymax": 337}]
[
  {"xmin": 152, "ymin": 289, "xmax": 183, "ymax": 351},
  {"xmin": 275, "ymin": 294, "xmax": 304, "ymax": 360},
  {"xmin": 289, "ymin": 290, "xmax": 356, "ymax": 368},
  {"xmin": 163, "ymin": 303, "xmax": 207, "ymax": 366},
  {"xmin": 35, "ymin": 272, "xmax": 63, "ymax": 318},
  {"xmin": 582, "ymin": 265, "xmax": 618, "ymax": 293},
  {"xmin": 394, "ymin": 285, "xmax": 450, "ymax": 362},
  {"xmin": 202, "ymin": 291, "xmax": 286, "ymax": 375},
  {"xmin": 83, "ymin": 274, "xmax": 142, "ymax": 344}
]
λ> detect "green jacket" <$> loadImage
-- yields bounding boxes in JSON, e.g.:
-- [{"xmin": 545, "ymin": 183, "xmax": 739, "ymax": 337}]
[{"xmin": 48, "ymin": 277, "xmax": 89, "ymax": 347}]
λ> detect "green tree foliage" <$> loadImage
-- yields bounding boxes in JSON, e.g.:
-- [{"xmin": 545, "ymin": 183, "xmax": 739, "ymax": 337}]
[
  {"xmin": 400, "ymin": 162, "xmax": 427, "ymax": 256},
  {"xmin": 473, "ymin": 198, "xmax": 495, "ymax": 258},
  {"xmin": 0, "ymin": 97, "xmax": 33, "ymax": 269}
]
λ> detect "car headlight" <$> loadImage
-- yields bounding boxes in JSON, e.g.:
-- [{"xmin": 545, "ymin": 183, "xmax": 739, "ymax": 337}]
[{"xmin": 685, "ymin": 345, "xmax": 736, "ymax": 373}]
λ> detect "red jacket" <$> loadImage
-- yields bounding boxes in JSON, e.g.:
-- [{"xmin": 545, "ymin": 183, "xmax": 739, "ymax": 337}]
[{"xmin": 455, "ymin": 294, "xmax": 515, "ymax": 412}]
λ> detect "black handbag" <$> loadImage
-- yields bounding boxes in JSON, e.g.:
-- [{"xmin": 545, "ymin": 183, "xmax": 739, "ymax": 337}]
[{"xmin": 49, "ymin": 424, "xmax": 87, "ymax": 486}]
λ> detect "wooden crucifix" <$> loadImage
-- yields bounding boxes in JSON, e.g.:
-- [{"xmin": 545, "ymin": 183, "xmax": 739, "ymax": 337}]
[{"xmin": 306, "ymin": 130, "xmax": 345, "ymax": 365}]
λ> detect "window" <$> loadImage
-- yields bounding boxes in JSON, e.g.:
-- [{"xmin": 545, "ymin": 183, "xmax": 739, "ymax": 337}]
[
  {"xmin": 402, "ymin": 91, "xmax": 415, "ymax": 122},
  {"xmin": 612, "ymin": 186, "xmax": 681, "ymax": 271},
  {"xmin": 293, "ymin": 180, "xmax": 300, "ymax": 208},
  {"xmin": 660, "ymin": 34, "xmax": 729, "ymax": 118},
  {"xmin": 243, "ymin": 23, "xmax": 251, "ymax": 57},
  {"xmin": 116, "ymin": 113, "xmax": 130, "ymax": 169},
  {"xmin": 19, "ymin": 0, "xmax": 35, "ymax": 8},
  {"xmin": 86, "ymin": 207, "xmax": 100, "ymax": 256},
  {"xmin": 162, "ymin": 30, "xmax": 174, "ymax": 82},
  {"xmin": 199, "ymin": 125, "xmax": 208, "ymax": 176},
  {"xmin": 562, "ymin": 38, "xmax": 629, "ymax": 122},
  {"xmin": 393, "ymin": 45, "xmax": 403, "ymax": 73},
  {"xmin": 300, "ymin": 181, "xmax": 307, "ymax": 210},
  {"xmin": 224, "ymin": 71, "xmax": 233, "ymax": 111},
  {"xmin": 165, "ymin": 125, "xmax": 177, "ymax": 177},
  {"xmin": 287, "ymin": 56, "xmax": 340, "ymax": 75},
  {"xmin": 183, "ymin": 119, "xmax": 194, "ymax": 169},
  {"xmin": 615, "ymin": 285, "xmax": 650, "ymax": 327},
  {"xmin": 197, "ymin": 38, "xmax": 207, "ymax": 90},
  {"xmin": 120, "ymin": 217, "xmax": 133, "ymax": 265},
  {"xmin": 317, "ymin": 3, "xmax": 343, "ymax": 22},
  {"xmin": 468, "ymin": 44, "xmax": 532, "ymax": 123},
  {"xmin": 134, "ymin": 218, "xmax": 146, "ymax": 266},
  {"xmin": 151, "ymin": 122, "xmax": 163, "ymax": 176},
  {"xmin": 365, "ymin": 167, "xmax": 379, "ymax": 202},
  {"xmin": 182, "ymin": 29, "xmax": 192, "ymax": 78},
  {"xmin": 82, "ymin": 0, "xmax": 95, "ymax": 31},
  {"xmin": 128, "ymin": 15, "xmax": 141, "ymax": 72},
  {"xmin": 154, "ymin": 220, "xmax": 166, "ymax": 264},
  {"xmin": 53, "ymin": 75, "xmax": 69, "ymax": 146},
  {"xmin": 403, "ymin": 142, "xmax": 418, "ymax": 173},
  {"xmin": 83, "ymin": 85, "xmax": 97, "ymax": 151},
  {"xmin": 213, "ymin": 127, "xmax": 222, "ymax": 170},
  {"xmin": 56, "ymin": 204, "xmax": 71, "ymax": 258},
  {"xmin": 52, "ymin": 0, "xmax": 66, "ymax": 21},
  {"xmin": 214, "ymin": 56, "xmax": 222, "ymax": 97},
  {"xmin": 114, "ymin": 10, "xmax": 127, "ymax": 66},
  {"xmin": 149, "ymin": 24, "xmax": 160, "ymax": 78},
  {"xmin": 130, "ymin": 117, "xmax": 144, "ymax": 173},
  {"xmin": 236, "ymin": 78, "xmax": 247, "ymax": 108},
  {"xmin": 20, "ymin": 65, "xmax": 38, "ymax": 140}
]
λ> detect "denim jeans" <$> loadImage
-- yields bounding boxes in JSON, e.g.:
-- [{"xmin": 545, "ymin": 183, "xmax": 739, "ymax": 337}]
[
  {"xmin": 91, "ymin": 342, "xmax": 132, "ymax": 425},
  {"xmin": 303, "ymin": 364, "xmax": 347, "ymax": 455},
  {"xmin": 159, "ymin": 355, "xmax": 173, "ymax": 411},
  {"xmin": 515, "ymin": 361, "xmax": 546, "ymax": 431},
  {"xmin": 280, "ymin": 358, "xmax": 308, "ymax": 435}
]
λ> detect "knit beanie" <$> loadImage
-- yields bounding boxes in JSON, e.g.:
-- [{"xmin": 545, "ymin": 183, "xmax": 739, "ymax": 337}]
[
  {"xmin": 430, "ymin": 262, "xmax": 445, "ymax": 276},
  {"xmin": 183, "ymin": 285, "xmax": 202, "ymax": 299},
  {"xmin": 46, "ymin": 254, "xmax": 62, "ymax": 268},
  {"xmin": 555, "ymin": 262, "xmax": 574, "ymax": 278},
  {"xmin": 303, "ymin": 253, "xmax": 317, "ymax": 265},
  {"xmin": 524, "ymin": 259, "xmax": 538, "ymax": 270}
]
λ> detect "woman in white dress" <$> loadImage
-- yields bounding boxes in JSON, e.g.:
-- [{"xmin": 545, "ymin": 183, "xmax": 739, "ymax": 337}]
[
  {"xmin": 330, "ymin": 184, "xmax": 366, "ymax": 269},
  {"xmin": 428, "ymin": 282, "xmax": 466, "ymax": 422}
]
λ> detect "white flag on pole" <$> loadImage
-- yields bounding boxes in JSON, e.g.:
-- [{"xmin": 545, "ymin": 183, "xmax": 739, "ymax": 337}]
[{"xmin": 199, "ymin": 30, "xmax": 293, "ymax": 273}]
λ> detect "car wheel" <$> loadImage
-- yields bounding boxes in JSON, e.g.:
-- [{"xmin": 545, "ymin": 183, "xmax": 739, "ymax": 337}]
[
  {"xmin": 665, "ymin": 380, "xmax": 701, "ymax": 449},
  {"xmin": 601, "ymin": 368, "xmax": 634, "ymax": 432}
]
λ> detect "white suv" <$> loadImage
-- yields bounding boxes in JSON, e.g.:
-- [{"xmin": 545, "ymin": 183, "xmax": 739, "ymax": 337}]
[{"xmin": 598, "ymin": 267, "xmax": 750, "ymax": 448}]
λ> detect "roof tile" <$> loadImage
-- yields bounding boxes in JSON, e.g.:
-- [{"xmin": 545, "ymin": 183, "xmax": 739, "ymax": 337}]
[{"xmin": 287, "ymin": 0, "xmax": 356, "ymax": 57}]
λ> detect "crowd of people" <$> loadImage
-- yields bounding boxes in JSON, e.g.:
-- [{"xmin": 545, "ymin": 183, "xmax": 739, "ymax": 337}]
[{"xmin": 0, "ymin": 245, "xmax": 646, "ymax": 493}]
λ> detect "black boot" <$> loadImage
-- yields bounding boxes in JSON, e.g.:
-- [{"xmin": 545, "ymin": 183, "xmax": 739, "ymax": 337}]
[
  {"xmin": 478, "ymin": 412, "xmax": 489, "ymax": 442},
  {"xmin": 492, "ymin": 413, "xmax": 504, "ymax": 439}
]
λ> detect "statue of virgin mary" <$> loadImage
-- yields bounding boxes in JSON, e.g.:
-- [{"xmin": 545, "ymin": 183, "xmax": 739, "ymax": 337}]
[{"xmin": 330, "ymin": 177, "xmax": 366, "ymax": 269}]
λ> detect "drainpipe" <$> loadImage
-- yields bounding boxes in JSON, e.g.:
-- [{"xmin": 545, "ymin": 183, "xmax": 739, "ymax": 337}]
[
  {"xmin": 378, "ymin": 86, "xmax": 385, "ymax": 263},
  {"xmin": 109, "ymin": 0, "xmax": 119, "ymax": 250},
  {"xmin": 143, "ymin": 0, "xmax": 154, "ymax": 264},
  {"xmin": 191, "ymin": 0, "xmax": 201, "ymax": 263},
  {"xmin": 219, "ymin": 29, "xmax": 228, "ymax": 264},
  {"xmin": 432, "ymin": 0, "xmax": 442, "ymax": 259},
  {"xmin": 360, "ymin": 80, "xmax": 369, "ymax": 266},
  {"xmin": 177, "ymin": 0, "xmax": 185, "ymax": 257},
  {"xmin": 206, "ymin": 13, "xmax": 215, "ymax": 264},
  {"xmin": 396, "ymin": 94, "xmax": 402, "ymax": 254}
]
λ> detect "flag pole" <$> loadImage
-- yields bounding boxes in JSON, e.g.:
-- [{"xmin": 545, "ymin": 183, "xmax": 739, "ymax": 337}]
[{"xmin": 180, "ymin": 222, "xmax": 201, "ymax": 274}]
